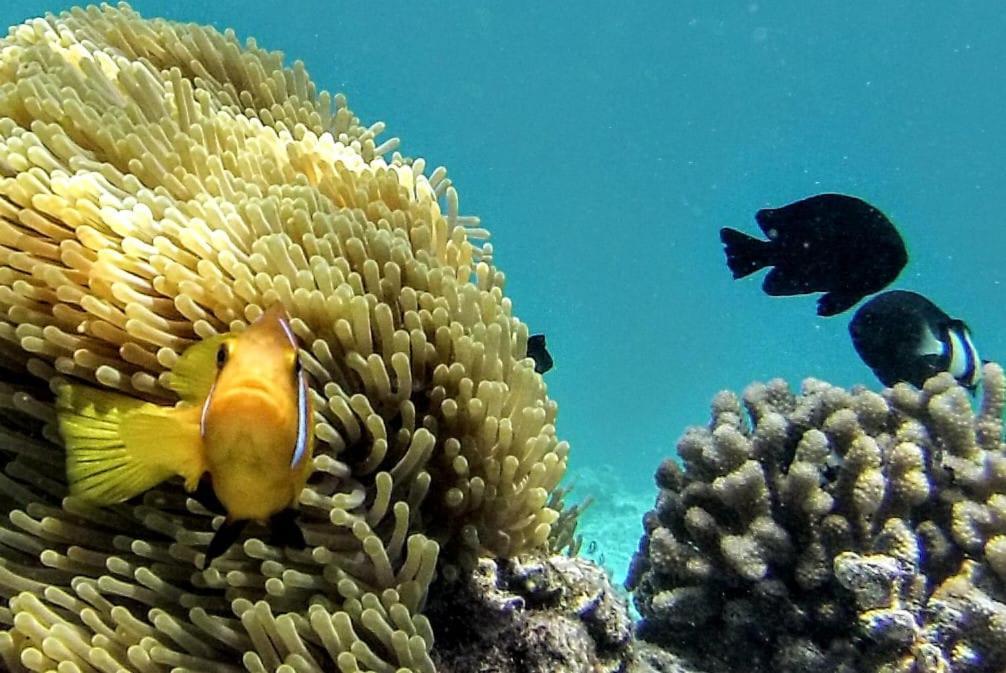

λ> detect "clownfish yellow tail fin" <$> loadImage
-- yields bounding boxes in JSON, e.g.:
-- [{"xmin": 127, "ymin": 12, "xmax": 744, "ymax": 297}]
[{"xmin": 56, "ymin": 384, "xmax": 206, "ymax": 505}]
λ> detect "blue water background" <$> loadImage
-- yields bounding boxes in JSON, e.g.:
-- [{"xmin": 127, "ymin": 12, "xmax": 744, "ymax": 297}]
[{"xmin": 5, "ymin": 1, "xmax": 1006, "ymax": 581}]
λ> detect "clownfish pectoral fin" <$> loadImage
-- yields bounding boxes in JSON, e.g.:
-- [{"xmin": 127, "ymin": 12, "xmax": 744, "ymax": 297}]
[
  {"xmin": 202, "ymin": 518, "xmax": 248, "ymax": 568},
  {"xmin": 165, "ymin": 334, "xmax": 229, "ymax": 403},
  {"xmin": 56, "ymin": 383, "xmax": 205, "ymax": 505}
]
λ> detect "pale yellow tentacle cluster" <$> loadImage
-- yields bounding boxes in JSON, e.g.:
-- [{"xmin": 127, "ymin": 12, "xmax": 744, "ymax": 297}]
[{"xmin": 0, "ymin": 3, "xmax": 567, "ymax": 671}]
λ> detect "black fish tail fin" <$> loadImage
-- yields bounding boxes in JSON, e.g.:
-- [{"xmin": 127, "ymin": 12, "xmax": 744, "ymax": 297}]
[
  {"xmin": 201, "ymin": 518, "xmax": 247, "ymax": 568},
  {"xmin": 720, "ymin": 228, "xmax": 773, "ymax": 279}
]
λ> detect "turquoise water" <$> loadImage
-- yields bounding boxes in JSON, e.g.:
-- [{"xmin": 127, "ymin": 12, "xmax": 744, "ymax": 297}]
[{"xmin": 5, "ymin": 1, "xmax": 1006, "ymax": 583}]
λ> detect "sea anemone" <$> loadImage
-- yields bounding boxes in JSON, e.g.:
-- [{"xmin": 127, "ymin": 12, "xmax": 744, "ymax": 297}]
[{"xmin": 0, "ymin": 3, "xmax": 568, "ymax": 671}]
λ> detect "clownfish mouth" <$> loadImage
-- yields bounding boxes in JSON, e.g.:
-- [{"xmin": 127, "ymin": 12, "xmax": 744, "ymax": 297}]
[
  {"xmin": 228, "ymin": 378, "xmax": 280, "ymax": 396},
  {"xmin": 215, "ymin": 385, "xmax": 285, "ymax": 415}
]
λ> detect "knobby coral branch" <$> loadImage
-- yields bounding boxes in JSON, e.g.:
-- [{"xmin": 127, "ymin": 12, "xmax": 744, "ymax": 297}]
[{"xmin": 629, "ymin": 364, "xmax": 1006, "ymax": 673}]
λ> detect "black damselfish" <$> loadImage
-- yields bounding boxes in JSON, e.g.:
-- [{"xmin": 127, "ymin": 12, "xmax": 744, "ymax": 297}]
[
  {"xmin": 527, "ymin": 334, "xmax": 553, "ymax": 374},
  {"xmin": 849, "ymin": 290, "xmax": 981, "ymax": 390},
  {"xmin": 720, "ymin": 193, "xmax": 908, "ymax": 316}
]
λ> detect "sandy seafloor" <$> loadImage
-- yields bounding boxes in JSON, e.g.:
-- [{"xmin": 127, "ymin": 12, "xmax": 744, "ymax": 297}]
[{"xmin": 2, "ymin": 0, "xmax": 1006, "ymax": 589}]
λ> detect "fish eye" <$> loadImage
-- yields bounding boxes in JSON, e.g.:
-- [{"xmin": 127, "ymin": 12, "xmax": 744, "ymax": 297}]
[{"xmin": 216, "ymin": 344, "xmax": 229, "ymax": 368}]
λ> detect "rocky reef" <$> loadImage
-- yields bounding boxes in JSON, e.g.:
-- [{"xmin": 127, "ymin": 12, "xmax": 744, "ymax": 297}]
[
  {"xmin": 427, "ymin": 554, "xmax": 632, "ymax": 673},
  {"xmin": 628, "ymin": 363, "xmax": 1006, "ymax": 673},
  {"xmin": 423, "ymin": 552, "xmax": 714, "ymax": 673}
]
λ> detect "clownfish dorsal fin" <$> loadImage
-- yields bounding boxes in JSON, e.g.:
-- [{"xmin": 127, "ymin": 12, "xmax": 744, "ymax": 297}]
[
  {"xmin": 245, "ymin": 303, "xmax": 297, "ymax": 350},
  {"xmin": 166, "ymin": 334, "xmax": 229, "ymax": 403}
]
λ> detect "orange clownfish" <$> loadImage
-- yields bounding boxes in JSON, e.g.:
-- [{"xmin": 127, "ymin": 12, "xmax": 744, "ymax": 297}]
[{"xmin": 55, "ymin": 304, "xmax": 314, "ymax": 565}]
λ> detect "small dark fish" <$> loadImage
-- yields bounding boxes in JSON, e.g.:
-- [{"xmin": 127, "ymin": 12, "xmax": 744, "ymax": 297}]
[
  {"xmin": 720, "ymin": 193, "xmax": 907, "ymax": 316},
  {"xmin": 849, "ymin": 290, "xmax": 981, "ymax": 390},
  {"xmin": 528, "ymin": 334, "xmax": 553, "ymax": 374}
]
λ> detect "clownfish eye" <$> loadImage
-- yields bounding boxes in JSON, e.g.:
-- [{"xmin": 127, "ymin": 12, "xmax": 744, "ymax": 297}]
[{"xmin": 216, "ymin": 344, "xmax": 229, "ymax": 368}]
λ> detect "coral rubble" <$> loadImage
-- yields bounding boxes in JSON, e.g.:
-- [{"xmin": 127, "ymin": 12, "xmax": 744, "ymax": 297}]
[
  {"xmin": 426, "ymin": 554, "xmax": 633, "ymax": 673},
  {"xmin": 424, "ymin": 552, "xmax": 712, "ymax": 673},
  {"xmin": 0, "ymin": 3, "xmax": 568, "ymax": 671},
  {"xmin": 628, "ymin": 364, "xmax": 1006, "ymax": 673}
]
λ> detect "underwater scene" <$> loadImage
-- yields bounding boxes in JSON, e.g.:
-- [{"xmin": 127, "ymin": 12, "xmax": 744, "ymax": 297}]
[{"xmin": 0, "ymin": 1, "xmax": 1003, "ymax": 672}]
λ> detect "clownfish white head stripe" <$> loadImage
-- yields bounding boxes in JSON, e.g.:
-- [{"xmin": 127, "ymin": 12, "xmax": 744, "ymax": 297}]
[{"xmin": 292, "ymin": 369, "xmax": 310, "ymax": 468}]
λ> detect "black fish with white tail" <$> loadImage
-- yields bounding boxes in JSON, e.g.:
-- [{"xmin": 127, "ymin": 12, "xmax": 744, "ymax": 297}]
[
  {"xmin": 849, "ymin": 290, "xmax": 981, "ymax": 390},
  {"xmin": 720, "ymin": 193, "xmax": 907, "ymax": 316}
]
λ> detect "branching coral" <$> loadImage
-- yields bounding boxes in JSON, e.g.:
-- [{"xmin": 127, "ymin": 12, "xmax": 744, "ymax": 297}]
[
  {"xmin": 0, "ymin": 3, "xmax": 568, "ymax": 671},
  {"xmin": 628, "ymin": 364, "xmax": 1006, "ymax": 673}
]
